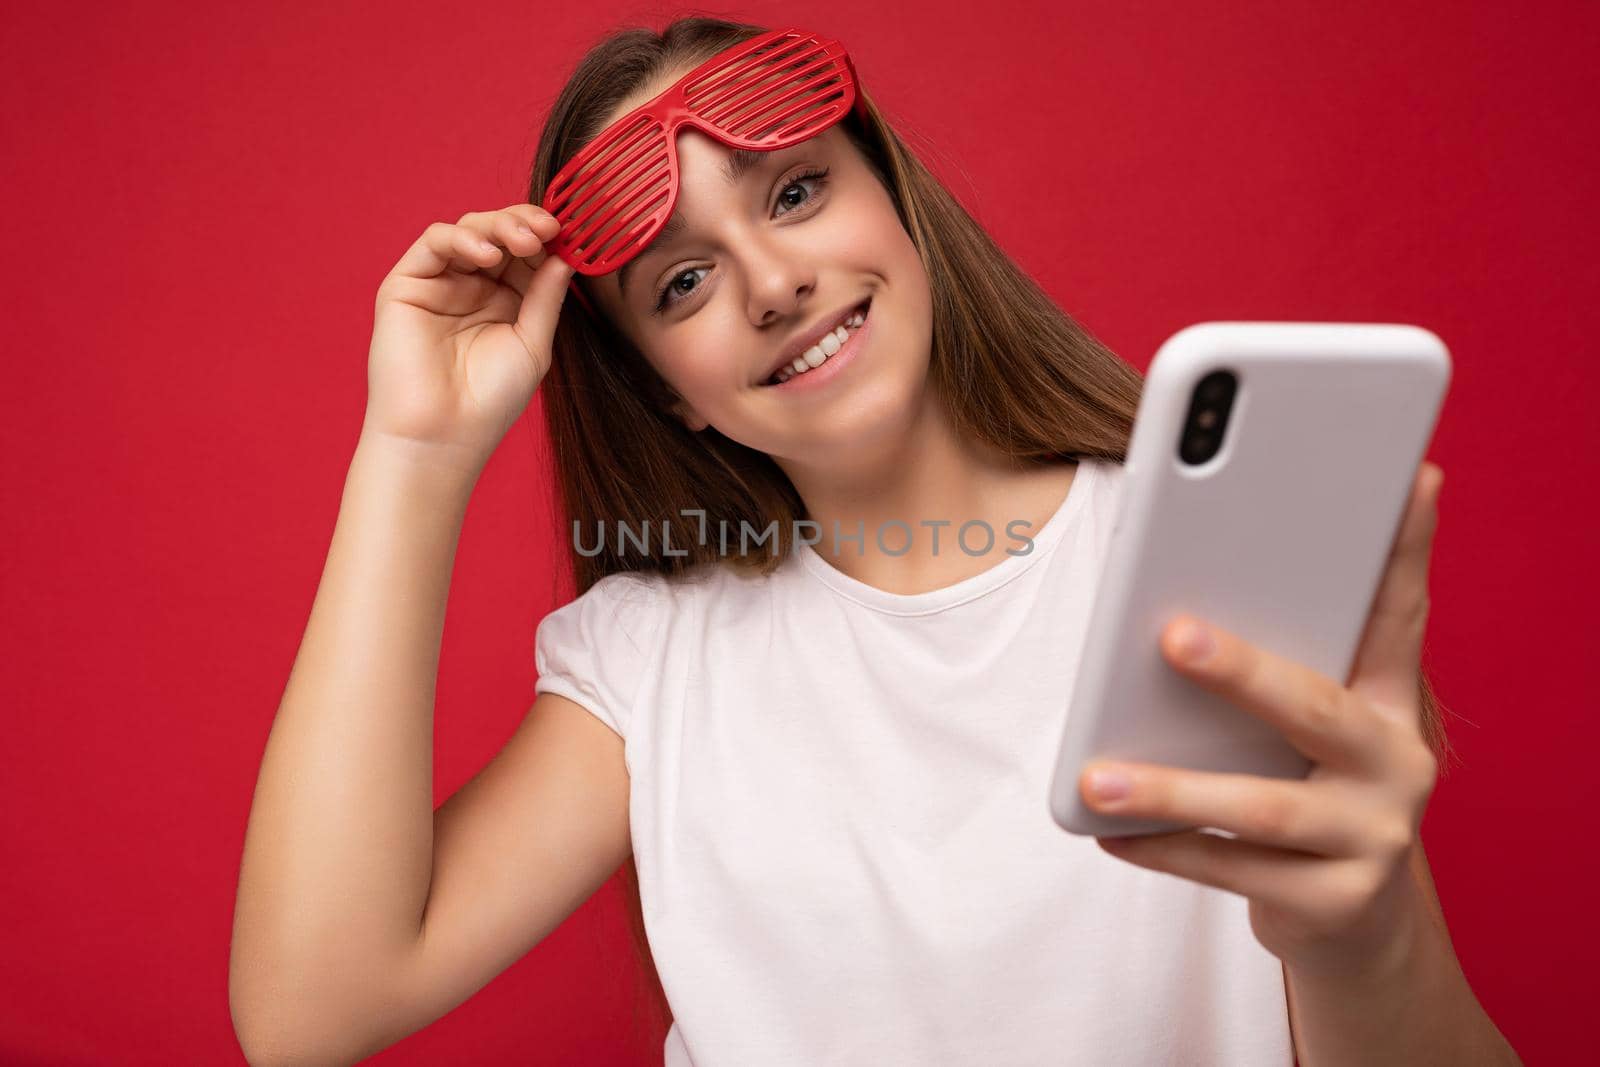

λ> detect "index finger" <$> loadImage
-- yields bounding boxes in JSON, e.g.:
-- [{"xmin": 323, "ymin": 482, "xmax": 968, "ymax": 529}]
[
  {"xmin": 390, "ymin": 205, "xmax": 559, "ymax": 282},
  {"xmin": 454, "ymin": 205, "xmax": 561, "ymax": 283},
  {"xmin": 1160, "ymin": 614, "xmax": 1383, "ymax": 771}
]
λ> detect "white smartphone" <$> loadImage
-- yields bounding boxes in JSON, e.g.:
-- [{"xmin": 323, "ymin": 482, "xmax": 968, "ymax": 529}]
[{"xmin": 1047, "ymin": 321, "xmax": 1452, "ymax": 838}]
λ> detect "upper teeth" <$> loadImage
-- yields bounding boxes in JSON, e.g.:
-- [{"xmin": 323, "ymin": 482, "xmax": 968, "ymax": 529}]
[{"xmin": 772, "ymin": 307, "xmax": 868, "ymax": 384}]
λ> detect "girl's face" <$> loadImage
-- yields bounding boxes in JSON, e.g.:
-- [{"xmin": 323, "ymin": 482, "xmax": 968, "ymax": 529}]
[{"xmin": 587, "ymin": 85, "xmax": 933, "ymax": 467}]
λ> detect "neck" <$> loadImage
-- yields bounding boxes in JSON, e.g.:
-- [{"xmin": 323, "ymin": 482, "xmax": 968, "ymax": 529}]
[{"xmin": 776, "ymin": 384, "xmax": 1076, "ymax": 595}]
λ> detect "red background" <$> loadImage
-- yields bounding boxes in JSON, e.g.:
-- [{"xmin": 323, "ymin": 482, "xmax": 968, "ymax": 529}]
[{"xmin": 2, "ymin": 1, "xmax": 1593, "ymax": 1063}]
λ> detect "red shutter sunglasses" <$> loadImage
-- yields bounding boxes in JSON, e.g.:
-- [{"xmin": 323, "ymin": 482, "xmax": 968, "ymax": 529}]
[{"xmin": 539, "ymin": 27, "xmax": 869, "ymax": 317}]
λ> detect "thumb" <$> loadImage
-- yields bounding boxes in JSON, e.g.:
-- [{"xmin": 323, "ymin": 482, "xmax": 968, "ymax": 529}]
[{"xmin": 516, "ymin": 252, "xmax": 578, "ymax": 355}]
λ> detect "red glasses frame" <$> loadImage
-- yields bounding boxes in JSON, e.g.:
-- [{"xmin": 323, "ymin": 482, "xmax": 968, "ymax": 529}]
[{"xmin": 540, "ymin": 27, "xmax": 869, "ymax": 316}]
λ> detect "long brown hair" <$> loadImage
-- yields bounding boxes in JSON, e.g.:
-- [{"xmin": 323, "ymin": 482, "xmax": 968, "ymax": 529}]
[{"xmin": 523, "ymin": 14, "xmax": 1454, "ymax": 1040}]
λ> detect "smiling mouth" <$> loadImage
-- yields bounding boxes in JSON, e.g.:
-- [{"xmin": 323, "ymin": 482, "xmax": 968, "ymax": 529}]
[{"xmin": 760, "ymin": 299, "xmax": 871, "ymax": 387}]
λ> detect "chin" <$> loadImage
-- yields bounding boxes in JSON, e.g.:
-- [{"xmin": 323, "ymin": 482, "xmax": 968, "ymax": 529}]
[{"xmin": 782, "ymin": 362, "xmax": 931, "ymax": 461}]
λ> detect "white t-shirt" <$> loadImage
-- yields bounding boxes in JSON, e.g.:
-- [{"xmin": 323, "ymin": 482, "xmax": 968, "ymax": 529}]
[{"xmin": 534, "ymin": 458, "xmax": 1293, "ymax": 1066}]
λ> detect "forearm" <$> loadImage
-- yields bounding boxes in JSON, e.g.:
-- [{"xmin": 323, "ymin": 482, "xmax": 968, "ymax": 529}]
[
  {"xmin": 231, "ymin": 428, "xmax": 478, "ymax": 1037},
  {"xmin": 1286, "ymin": 848, "xmax": 1521, "ymax": 1066}
]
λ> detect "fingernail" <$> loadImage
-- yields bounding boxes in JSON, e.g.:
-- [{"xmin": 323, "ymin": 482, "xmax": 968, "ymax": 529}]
[
  {"xmin": 515, "ymin": 223, "xmax": 534, "ymax": 235},
  {"xmin": 479, "ymin": 240, "xmax": 498, "ymax": 254},
  {"xmin": 1173, "ymin": 618, "xmax": 1214, "ymax": 663},
  {"xmin": 1086, "ymin": 766, "xmax": 1132, "ymax": 804}
]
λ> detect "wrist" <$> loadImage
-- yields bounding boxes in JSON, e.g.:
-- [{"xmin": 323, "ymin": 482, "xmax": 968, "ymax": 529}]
[
  {"xmin": 351, "ymin": 422, "xmax": 485, "ymax": 506},
  {"xmin": 1286, "ymin": 863, "xmax": 1427, "ymax": 987}
]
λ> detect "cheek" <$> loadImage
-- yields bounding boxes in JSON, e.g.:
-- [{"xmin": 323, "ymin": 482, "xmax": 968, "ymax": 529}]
[
  {"xmin": 830, "ymin": 186, "xmax": 923, "ymax": 290},
  {"xmin": 656, "ymin": 338, "xmax": 736, "ymax": 396},
  {"xmin": 823, "ymin": 196, "xmax": 898, "ymax": 266}
]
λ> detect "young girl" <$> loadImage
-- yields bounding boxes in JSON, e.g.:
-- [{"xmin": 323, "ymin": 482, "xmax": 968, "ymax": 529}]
[{"xmin": 229, "ymin": 17, "xmax": 1520, "ymax": 1066}]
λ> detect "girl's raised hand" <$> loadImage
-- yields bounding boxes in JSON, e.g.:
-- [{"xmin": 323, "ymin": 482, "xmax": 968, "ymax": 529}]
[
  {"xmin": 1079, "ymin": 461, "xmax": 1448, "ymax": 979},
  {"xmin": 364, "ymin": 204, "xmax": 576, "ymax": 470}
]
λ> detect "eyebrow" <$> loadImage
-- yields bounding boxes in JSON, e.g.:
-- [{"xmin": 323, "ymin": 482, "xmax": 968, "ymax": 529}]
[{"xmin": 617, "ymin": 147, "xmax": 775, "ymax": 302}]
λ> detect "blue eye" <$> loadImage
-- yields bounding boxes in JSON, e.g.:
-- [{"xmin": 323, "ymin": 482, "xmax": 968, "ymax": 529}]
[{"xmin": 651, "ymin": 166, "xmax": 831, "ymax": 314}]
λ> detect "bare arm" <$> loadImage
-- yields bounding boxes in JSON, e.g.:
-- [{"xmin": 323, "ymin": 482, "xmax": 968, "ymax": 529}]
[
  {"xmin": 229, "ymin": 203, "xmax": 596, "ymax": 1065},
  {"xmin": 230, "ymin": 428, "xmax": 634, "ymax": 1066},
  {"xmin": 227, "ymin": 431, "xmax": 470, "ymax": 1061}
]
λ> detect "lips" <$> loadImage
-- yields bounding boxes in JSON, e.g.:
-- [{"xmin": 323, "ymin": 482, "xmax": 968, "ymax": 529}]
[{"xmin": 758, "ymin": 298, "xmax": 871, "ymax": 387}]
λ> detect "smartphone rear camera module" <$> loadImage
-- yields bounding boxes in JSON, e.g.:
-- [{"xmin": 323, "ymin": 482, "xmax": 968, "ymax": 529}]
[{"xmin": 1178, "ymin": 369, "xmax": 1238, "ymax": 465}]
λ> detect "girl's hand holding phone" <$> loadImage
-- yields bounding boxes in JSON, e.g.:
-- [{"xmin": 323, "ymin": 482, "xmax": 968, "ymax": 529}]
[
  {"xmin": 1079, "ymin": 461, "xmax": 1446, "ymax": 979},
  {"xmin": 363, "ymin": 204, "xmax": 575, "ymax": 476}
]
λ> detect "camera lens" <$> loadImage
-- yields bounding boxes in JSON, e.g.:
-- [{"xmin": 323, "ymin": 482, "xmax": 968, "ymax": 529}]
[{"xmin": 1179, "ymin": 369, "xmax": 1236, "ymax": 466}]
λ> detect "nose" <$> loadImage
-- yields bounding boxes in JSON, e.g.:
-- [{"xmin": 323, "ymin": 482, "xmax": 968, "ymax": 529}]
[{"xmin": 739, "ymin": 230, "xmax": 817, "ymax": 326}]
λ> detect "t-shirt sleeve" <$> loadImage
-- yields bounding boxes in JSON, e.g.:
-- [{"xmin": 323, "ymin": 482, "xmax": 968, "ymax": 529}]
[{"xmin": 533, "ymin": 572, "xmax": 666, "ymax": 740}]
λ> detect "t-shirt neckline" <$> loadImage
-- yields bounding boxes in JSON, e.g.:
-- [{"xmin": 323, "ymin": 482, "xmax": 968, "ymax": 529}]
[{"xmin": 796, "ymin": 459, "xmax": 1095, "ymax": 617}]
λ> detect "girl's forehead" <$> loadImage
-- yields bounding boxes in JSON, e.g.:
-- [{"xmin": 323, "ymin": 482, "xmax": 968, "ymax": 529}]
[{"xmin": 598, "ymin": 64, "xmax": 697, "ymax": 129}]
